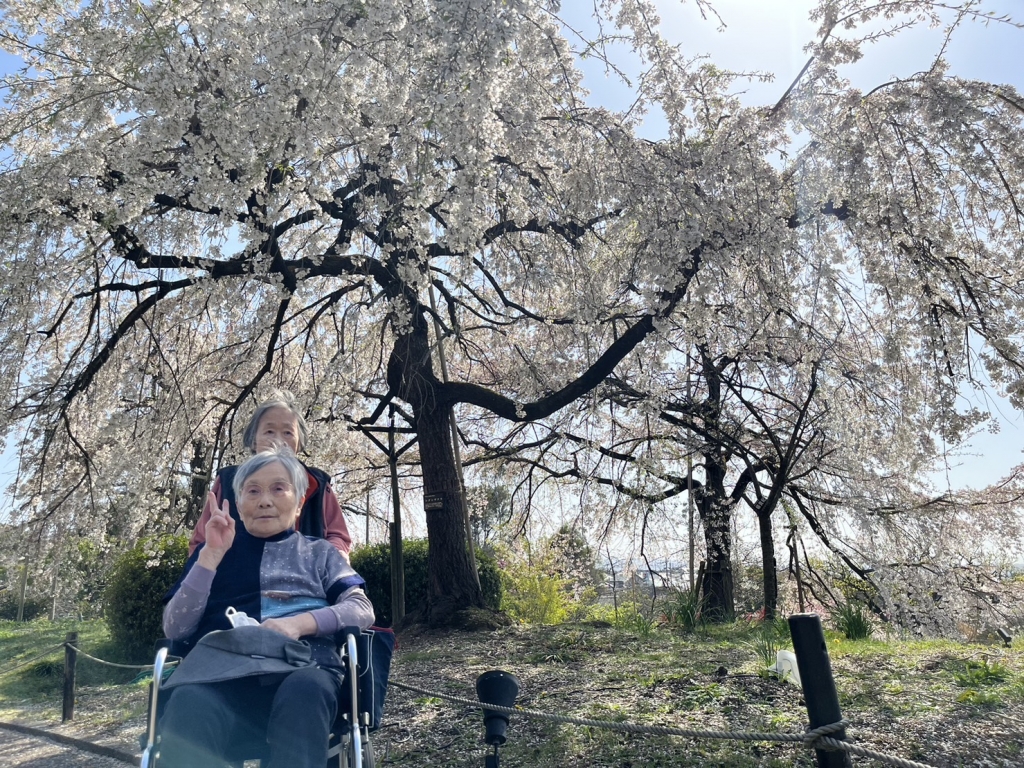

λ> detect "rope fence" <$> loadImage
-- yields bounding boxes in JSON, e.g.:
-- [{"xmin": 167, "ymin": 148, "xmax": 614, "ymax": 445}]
[
  {"xmin": 0, "ymin": 643, "xmax": 66, "ymax": 679},
  {"xmin": 0, "ymin": 633, "xmax": 179, "ymax": 724},
  {"xmin": 0, "ymin": 642, "xmax": 176, "ymax": 676},
  {"xmin": 1, "ymin": 616, "xmax": 1009, "ymax": 768},
  {"xmin": 65, "ymin": 644, "xmax": 178, "ymax": 671},
  {"xmin": 389, "ymin": 679, "xmax": 939, "ymax": 768}
]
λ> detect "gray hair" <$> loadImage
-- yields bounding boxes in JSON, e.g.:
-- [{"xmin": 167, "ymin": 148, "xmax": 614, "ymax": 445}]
[
  {"xmin": 242, "ymin": 389, "xmax": 309, "ymax": 452},
  {"xmin": 232, "ymin": 446, "xmax": 309, "ymax": 501}
]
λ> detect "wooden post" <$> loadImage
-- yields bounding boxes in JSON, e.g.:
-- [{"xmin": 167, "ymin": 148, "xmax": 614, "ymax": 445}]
[
  {"xmin": 788, "ymin": 614, "xmax": 852, "ymax": 768},
  {"xmin": 695, "ymin": 560, "xmax": 706, "ymax": 605},
  {"xmin": 62, "ymin": 631, "xmax": 77, "ymax": 722}
]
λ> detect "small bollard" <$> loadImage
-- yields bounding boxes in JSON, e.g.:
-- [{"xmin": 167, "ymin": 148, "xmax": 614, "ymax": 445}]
[
  {"xmin": 788, "ymin": 614, "xmax": 852, "ymax": 768},
  {"xmin": 476, "ymin": 670, "xmax": 520, "ymax": 768},
  {"xmin": 62, "ymin": 631, "xmax": 78, "ymax": 723}
]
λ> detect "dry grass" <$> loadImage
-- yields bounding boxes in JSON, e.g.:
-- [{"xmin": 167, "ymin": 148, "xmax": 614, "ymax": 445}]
[
  {"xmin": 378, "ymin": 622, "xmax": 1024, "ymax": 768},
  {"xmin": 3, "ymin": 619, "xmax": 1024, "ymax": 766}
]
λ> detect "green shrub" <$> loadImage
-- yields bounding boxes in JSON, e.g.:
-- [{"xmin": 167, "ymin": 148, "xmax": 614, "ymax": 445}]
[
  {"xmin": 768, "ymin": 614, "xmax": 792, "ymax": 642},
  {"xmin": 493, "ymin": 532, "xmax": 599, "ymax": 626},
  {"xmin": 104, "ymin": 534, "xmax": 188, "ymax": 661},
  {"xmin": 0, "ymin": 592, "xmax": 48, "ymax": 621},
  {"xmin": 833, "ymin": 602, "xmax": 873, "ymax": 640},
  {"xmin": 350, "ymin": 539, "xmax": 502, "ymax": 626},
  {"xmin": 612, "ymin": 600, "xmax": 657, "ymax": 637},
  {"xmin": 502, "ymin": 568, "xmax": 571, "ymax": 625},
  {"xmin": 749, "ymin": 623, "xmax": 788, "ymax": 678},
  {"xmin": 663, "ymin": 587, "xmax": 705, "ymax": 633},
  {"xmin": 65, "ymin": 538, "xmax": 118, "ymax": 618},
  {"xmin": 825, "ymin": 561, "xmax": 880, "ymax": 606},
  {"xmin": 475, "ymin": 548, "xmax": 503, "ymax": 611},
  {"xmin": 953, "ymin": 658, "xmax": 1009, "ymax": 687}
]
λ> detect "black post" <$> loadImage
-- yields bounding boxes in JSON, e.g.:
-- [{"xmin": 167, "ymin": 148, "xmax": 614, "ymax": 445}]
[
  {"xmin": 388, "ymin": 408, "xmax": 406, "ymax": 626},
  {"xmin": 62, "ymin": 631, "xmax": 77, "ymax": 722},
  {"xmin": 788, "ymin": 614, "xmax": 852, "ymax": 768}
]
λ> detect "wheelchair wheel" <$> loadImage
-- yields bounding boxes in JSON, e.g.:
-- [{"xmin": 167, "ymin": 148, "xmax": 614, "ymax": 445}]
[
  {"xmin": 360, "ymin": 735, "xmax": 376, "ymax": 768},
  {"xmin": 338, "ymin": 730, "xmax": 374, "ymax": 768}
]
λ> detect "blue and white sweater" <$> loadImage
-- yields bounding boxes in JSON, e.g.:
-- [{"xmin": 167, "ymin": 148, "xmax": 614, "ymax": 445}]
[{"xmin": 163, "ymin": 529, "xmax": 373, "ymax": 666}]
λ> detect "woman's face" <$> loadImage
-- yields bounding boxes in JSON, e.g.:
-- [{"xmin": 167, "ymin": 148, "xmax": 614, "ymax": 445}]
[
  {"xmin": 237, "ymin": 461, "xmax": 301, "ymax": 538},
  {"xmin": 255, "ymin": 406, "xmax": 301, "ymax": 453}
]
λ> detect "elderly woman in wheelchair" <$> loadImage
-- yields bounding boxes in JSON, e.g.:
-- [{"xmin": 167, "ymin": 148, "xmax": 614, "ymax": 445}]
[{"xmin": 152, "ymin": 445, "xmax": 374, "ymax": 768}]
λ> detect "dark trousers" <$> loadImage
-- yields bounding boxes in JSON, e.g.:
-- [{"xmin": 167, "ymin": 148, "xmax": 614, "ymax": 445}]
[{"xmin": 158, "ymin": 666, "xmax": 343, "ymax": 768}]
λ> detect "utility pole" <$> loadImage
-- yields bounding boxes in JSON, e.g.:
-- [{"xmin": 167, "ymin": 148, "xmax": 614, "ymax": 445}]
[
  {"xmin": 686, "ymin": 357, "xmax": 695, "ymax": 592},
  {"xmin": 16, "ymin": 556, "xmax": 28, "ymax": 622}
]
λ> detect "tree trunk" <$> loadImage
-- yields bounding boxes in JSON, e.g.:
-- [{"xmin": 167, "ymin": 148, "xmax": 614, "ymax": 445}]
[
  {"xmin": 695, "ymin": 350, "xmax": 735, "ymax": 622},
  {"xmin": 757, "ymin": 509, "xmax": 778, "ymax": 619},
  {"xmin": 186, "ymin": 439, "xmax": 210, "ymax": 528},
  {"xmin": 700, "ymin": 508, "xmax": 734, "ymax": 621},
  {"xmin": 389, "ymin": 312, "xmax": 484, "ymax": 626},
  {"xmin": 415, "ymin": 399, "xmax": 484, "ymax": 624},
  {"xmin": 698, "ymin": 455, "xmax": 734, "ymax": 622}
]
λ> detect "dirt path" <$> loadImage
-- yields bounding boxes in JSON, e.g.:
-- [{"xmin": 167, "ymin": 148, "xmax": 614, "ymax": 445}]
[{"xmin": 0, "ymin": 724, "xmax": 135, "ymax": 767}]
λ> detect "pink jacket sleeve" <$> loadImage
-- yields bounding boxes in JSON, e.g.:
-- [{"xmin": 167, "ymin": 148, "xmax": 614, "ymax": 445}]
[
  {"xmin": 187, "ymin": 475, "xmax": 222, "ymax": 556},
  {"xmin": 320, "ymin": 481, "xmax": 353, "ymax": 558}
]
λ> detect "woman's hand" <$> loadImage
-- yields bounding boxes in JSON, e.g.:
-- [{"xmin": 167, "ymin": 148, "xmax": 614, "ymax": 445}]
[
  {"xmin": 261, "ymin": 613, "xmax": 317, "ymax": 640},
  {"xmin": 197, "ymin": 494, "xmax": 234, "ymax": 571}
]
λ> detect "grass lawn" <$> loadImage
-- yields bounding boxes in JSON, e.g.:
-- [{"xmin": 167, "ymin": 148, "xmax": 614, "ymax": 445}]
[
  {"xmin": 1, "ymin": 617, "xmax": 1022, "ymax": 766},
  {"xmin": 0, "ymin": 618, "xmax": 149, "ymax": 733}
]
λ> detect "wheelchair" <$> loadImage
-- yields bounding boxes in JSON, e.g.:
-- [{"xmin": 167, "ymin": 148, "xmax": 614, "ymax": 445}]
[{"xmin": 140, "ymin": 626, "xmax": 394, "ymax": 768}]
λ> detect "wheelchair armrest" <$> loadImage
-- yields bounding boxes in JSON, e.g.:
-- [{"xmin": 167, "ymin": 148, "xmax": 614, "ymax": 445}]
[
  {"xmin": 333, "ymin": 626, "xmax": 363, "ymax": 645},
  {"xmin": 154, "ymin": 637, "xmax": 193, "ymax": 658}
]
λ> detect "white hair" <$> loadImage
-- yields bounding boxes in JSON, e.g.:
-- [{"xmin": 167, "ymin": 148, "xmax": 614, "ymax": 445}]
[
  {"xmin": 242, "ymin": 389, "xmax": 309, "ymax": 452},
  {"xmin": 232, "ymin": 445, "xmax": 309, "ymax": 500}
]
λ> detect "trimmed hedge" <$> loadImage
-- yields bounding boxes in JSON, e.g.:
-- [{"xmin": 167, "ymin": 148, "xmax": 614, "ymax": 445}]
[
  {"xmin": 351, "ymin": 539, "xmax": 502, "ymax": 626},
  {"xmin": 104, "ymin": 534, "xmax": 188, "ymax": 661}
]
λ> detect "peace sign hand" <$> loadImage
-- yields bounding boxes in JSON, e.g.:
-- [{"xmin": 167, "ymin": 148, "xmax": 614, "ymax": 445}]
[{"xmin": 197, "ymin": 494, "xmax": 235, "ymax": 571}]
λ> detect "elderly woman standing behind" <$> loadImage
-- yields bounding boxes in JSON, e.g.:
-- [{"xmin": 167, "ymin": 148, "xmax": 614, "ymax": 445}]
[{"xmin": 189, "ymin": 390, "xmax": 352, "ymax": 557}]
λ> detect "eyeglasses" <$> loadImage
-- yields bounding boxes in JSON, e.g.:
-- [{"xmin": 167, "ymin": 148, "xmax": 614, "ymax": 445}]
[{"xmin": 241, "ymin": 482, "xmax": 295, "ymax": 500}]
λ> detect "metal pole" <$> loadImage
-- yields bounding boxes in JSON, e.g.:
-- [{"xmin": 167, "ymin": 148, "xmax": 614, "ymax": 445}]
[
  {"xmin": 16, "ymin": 558, "xmax": 28, "ymax": 622},
  {"xmin": 788, "ymin": 614, "xmax": 852, "ymax": 768},
  {"xmin": 686, "ymin": 358, "xmax": 695, "ymax": 592},
  {"xmin": 687, "ymin": 454, "xmax": 694, "ymax": 592},
  {"xmin": 50, "ymin": 561, "xmax": 59, "ymax": 622}
]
